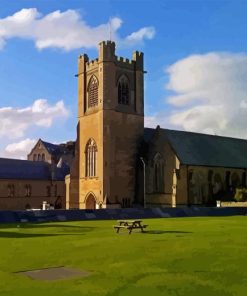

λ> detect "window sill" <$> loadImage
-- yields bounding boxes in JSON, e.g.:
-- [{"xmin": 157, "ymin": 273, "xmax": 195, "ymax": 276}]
[{"xmin": 83, "ymin": 177, "xmax": 99, "ymax": 180}]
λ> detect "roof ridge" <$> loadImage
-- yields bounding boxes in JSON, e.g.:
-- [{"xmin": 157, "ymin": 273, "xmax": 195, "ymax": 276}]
[
  {"xmin": 0, "ymin": 157, "xmax": 50, "ymax": 165},
  {"xmin": 144, "ymin": 127, "xmax": 155, "ymax": 130},
  {"xmin": 41, "ymin": 140, "xmax": 61, "ymax": 146},
  {"xmin": 160, "ymin": 128, "xmax": 247, "ymax": 142}
]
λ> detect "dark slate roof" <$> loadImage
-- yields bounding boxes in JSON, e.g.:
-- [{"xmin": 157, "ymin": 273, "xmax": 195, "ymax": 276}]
[
  {"xmin": 160, "ymin": 128, "xmax": 247, "ymax": 169},
  {"xmin": 53, "ymin": 162, "xmax": 70, "ymax": 180},
  {"xmin": 41, "ymin": 140, "xmax": 61, "ymax": 155},
  {"xmin": 41, "ymin": 140, "xmax": 75, "ymax": 159},
  {"xmin": 0, "ymin": 158, "xmax": 69, "ymax": 181},
  {"xmin": 144, "ymin": 128, "xmax": 155, "ymax": 143}
]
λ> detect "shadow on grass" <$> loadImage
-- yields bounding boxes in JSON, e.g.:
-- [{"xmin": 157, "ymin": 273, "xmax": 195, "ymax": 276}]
[
  {"xmin": 0, "ymin": 224, "xmax": 96, "ymax": 230},
  {"xmin": 0, "ymin": 231, "xmax": 88, "ymax": 239},
  {"xmin": 0, "ymin": 225, "xmax": 96, "ymax": 238},
  {"xmin": 143, "ymin": 230, "xmax": 193, "ymax": 234}
]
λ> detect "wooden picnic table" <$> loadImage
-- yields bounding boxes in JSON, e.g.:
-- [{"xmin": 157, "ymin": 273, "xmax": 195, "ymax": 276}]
[{"xmin": 113, "ymin": 219, "xmax": 148, "ymax": 234}]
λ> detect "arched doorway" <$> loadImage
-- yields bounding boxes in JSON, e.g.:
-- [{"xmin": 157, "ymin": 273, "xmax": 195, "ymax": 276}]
[{"xmin": 85, "ymin": 193, "xmax": 96, "ymax": 209}]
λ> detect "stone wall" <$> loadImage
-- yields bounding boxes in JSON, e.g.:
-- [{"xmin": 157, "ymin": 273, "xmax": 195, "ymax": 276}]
[
  {"xmin": 186, "ymin": 166, "xmax": 247, "ymax": 205},
  {"xmin": 0, "ymin": 179, "xmax": 65, "ymax": 210},
  {"xmin": 221, "ymin": 201, "xmax": 247, "ymax": 207},
  {"xmin": 1, "ymin": 206, "xmax": 247, "ymax": 223}
]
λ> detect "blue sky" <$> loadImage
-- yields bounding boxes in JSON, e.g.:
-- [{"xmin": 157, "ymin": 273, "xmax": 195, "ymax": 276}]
[{"xmin": 1, "ymin": 0, "xmax": 247, "ymax": 158}]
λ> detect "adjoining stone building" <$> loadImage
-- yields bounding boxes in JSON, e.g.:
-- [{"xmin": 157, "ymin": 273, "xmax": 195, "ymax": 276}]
[
  {"xmin": 142, "ymin": 127, "xmax": 247, "ymax": 207},
  {"xmin": 28, "ymin": 139, "xmax": 75, "ymax": 167},
  {"xmin": 0, "ymin": 158, "xmax": 69, "ymax": 210},
  {"xmin": 0, "ymin": 138, "xmax": 73, "ymax": 210},
  {"xmin": 66, "ymin": 40, "xmax": 247, "ymax": 209}
]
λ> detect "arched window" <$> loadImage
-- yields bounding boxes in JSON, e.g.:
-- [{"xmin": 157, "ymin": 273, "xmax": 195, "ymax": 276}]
[
  {"xmin": 118, "ymin": 75, "xmax": 129, "ymax": 105},
  {"xmin": 42, "ymin": 154, "xmax": 45, "ymax": 161},
  {"xmin": 85, "ymin": 139, "xmax": 97, "ymax": 177},
  {"xmin": 153, "ymin": 153, "xmax": 164, "ymax": 193},
  {"xmin": 7, "ymin": 184, "xmax": 15, "ymax": 197},
  {"xmin": 38, "ymin": 154, "xmax": 41, "ymax": 161},
  {"xmin": 25, "ymin": 184, "xmax": 32, "ymax": 197},
  {"xmin": 88, "ymin": 75, "xmax": 98, "ymax": 108},
  {"xmin": 33, "ymin": 154, "xmax": 37, "ymax": 161},
  {"xmin": 213, "ymin": 173, "xmax": 223, "ymax": 195}
]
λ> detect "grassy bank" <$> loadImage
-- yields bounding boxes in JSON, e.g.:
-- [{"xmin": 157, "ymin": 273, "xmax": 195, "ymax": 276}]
[{"xmin": 0, "ymin": 216, "xmax": 246, "ymax": 296}]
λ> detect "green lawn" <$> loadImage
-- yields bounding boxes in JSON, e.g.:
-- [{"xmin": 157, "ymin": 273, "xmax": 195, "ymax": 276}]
[{"xmin": 0, "ymin": 216, "xmax": 247, "ymax": 296}]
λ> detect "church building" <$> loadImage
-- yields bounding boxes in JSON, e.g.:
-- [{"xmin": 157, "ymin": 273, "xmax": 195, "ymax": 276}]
[
  {"xmin": 0, "ymin": 40, "xmax": 246, "ymax": 210},
  {"xmin": 65, "ymin": 41, "xmax": 247, "ymax": 209}
]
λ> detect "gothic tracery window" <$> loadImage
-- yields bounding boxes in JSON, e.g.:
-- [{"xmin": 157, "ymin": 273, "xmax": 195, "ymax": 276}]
[
  {"xmin": 88, "ymin": 75, "xmax": 98, "ymax": 108},
  {"xmin": 153, "ymin": 153, "xmax": 164, "ymax": 193},
  {"xmin": 85, "ymin": 139, "xmax": 97, "ymax": 177},
  {"xmin": 118, "ymin": 75, "xmax": 129, "ymax": 105}
]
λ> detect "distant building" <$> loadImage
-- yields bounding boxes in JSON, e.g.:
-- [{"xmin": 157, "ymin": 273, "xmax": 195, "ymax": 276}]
[
  {"xmin": 0, "ymin": 158, "xmax": 69, "ymax": 210},
  {"xmin": 27, "ymin": 139, "xmax": 75, "ymax": 167}
]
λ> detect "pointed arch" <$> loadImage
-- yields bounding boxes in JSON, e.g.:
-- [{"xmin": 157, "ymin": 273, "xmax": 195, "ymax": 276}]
[
  {"xmin": 85, "ymin": 192, "xmax": 97, "ymax": 209},
  {"xmin": 85, "ymin": 138, "xmax": 97, "ymax": 177},
  {"xmin": 88, "ymin": 75, "xmax": 98, "ymax": 108},
  {"xmin": 118, "ymin": 75, "xmax": 129, "ymax": 105},
  {"xmin": 153, "ymin": 153, "xmax": 165, "ymax": 193}
]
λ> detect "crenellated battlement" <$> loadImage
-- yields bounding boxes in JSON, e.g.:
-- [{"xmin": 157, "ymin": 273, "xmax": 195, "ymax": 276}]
[
  {"xmin": 86, "ymin": 58, "xmax": 99, "ymax": 70},
  {"xmin": 133, "ymin": 51, "xmax": 143, "ymax": 57},
  {"xmin": 99, "ymin": 40, "xmax": 116, "ymax": 61},
  {"xmin": 78, "ymin": 41, "xmax": 143, "ymax": 71},
  {"xmin": 116, "ymin": 50, "xmax": 143, "ymax": 70},
  {"xmin": 99, "ymin": 40, "xmax": 115, "ymax": 47},
  {"xmin": 117, "ymin": 56, "xmax": 133, "ymax": 65},
  {"xmin": 132, "ymin": 50, "xmax": 144, "ymax": 70}
]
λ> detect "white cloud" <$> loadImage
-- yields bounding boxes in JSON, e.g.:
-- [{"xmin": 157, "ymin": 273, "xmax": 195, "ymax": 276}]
[
  {"xmin": 0, "ymin": 8, "xmax": 155, "ymax": 51},
  {"xmin": 124, "ymin": 27, "xmax": 155, "ymax": 46},
  {"xmin": 146, "ymin": 52, "xmax": 247, "ymax": 139},
  {"xmin": 3, "ymin": 138, "xmax": 37, "ymax": 159},
  {"xmin": 0, "ymin": 99, "xmax": 69, "ymax": 139}
]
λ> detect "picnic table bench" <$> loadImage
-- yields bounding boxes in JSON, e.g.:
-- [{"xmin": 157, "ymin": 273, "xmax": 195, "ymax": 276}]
[{"xmin": 113, "ymin": 220, "xmax": 148, "ymax": 234}]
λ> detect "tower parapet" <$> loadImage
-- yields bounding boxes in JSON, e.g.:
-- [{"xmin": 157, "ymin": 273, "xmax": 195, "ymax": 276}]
[
  {"xmin": 69, "ymin": 40, "xmax": 145, "ymax": 210},
  {"xmin": 78, "ymin": 54, "xmax": 89, "ymax": 74},
  {"xmin": 132, "ymin": 51, "xmax": 144, "ymax": 71},
  {"xmin": 97, "ymin": 40, "xmax": 144, "ymax": 71},
  {"xmin": 99, "ymin": 40, "xmax": 116, "ymax": 62}
]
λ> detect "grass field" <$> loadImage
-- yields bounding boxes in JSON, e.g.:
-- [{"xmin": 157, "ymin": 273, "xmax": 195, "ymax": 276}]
[{"xmin": 0, "ymin": 216, "xmax": 247, "ymax": 296}]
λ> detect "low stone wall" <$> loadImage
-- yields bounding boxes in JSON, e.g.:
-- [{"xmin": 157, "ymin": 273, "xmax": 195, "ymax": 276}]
[
  {"xmin": 220, "ymin": 202, "xmax": 247, "ymax": 207},
  {"xmin": 0, "ymin": 206, "xmax": 247, "ymax": 223}
]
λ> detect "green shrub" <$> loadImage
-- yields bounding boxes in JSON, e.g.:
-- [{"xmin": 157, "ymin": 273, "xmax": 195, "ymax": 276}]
[{"xmin": 234, "ymin": 187, "xmax": 247, "ymax": 202}]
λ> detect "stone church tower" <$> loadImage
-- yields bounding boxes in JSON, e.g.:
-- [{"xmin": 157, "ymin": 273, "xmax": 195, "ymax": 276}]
[{"xmin": 66, "ymin": 41, "xmax": 144, "ymax": 209}]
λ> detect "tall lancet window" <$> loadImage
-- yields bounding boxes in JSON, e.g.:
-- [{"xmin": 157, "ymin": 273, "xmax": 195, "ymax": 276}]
[
  {"xmin": 88, "ymin": 75, "xmax": 98, "ymax": 108},
  {"xmin": 118, "ymin": 75, "xmax": 129, "ymax": 105},
  {"xmin": 85, "ymin": 139, "xmax": 97, "ymax": 177},
  {"xmin": 153, "ymin": 153, "xmax": 165, "ymax": 193}
]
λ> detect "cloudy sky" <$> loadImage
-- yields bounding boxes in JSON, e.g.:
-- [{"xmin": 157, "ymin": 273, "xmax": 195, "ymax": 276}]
[{"xmin": 1, "ymin": 0, "xmax": 247, "ymax": 159}]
